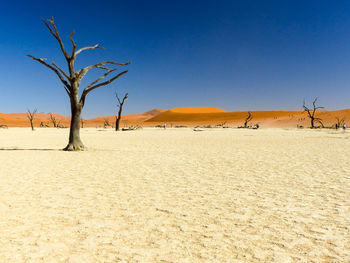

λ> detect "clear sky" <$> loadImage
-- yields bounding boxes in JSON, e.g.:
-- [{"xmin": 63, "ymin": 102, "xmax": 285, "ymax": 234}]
[{"xmin": 1, "ymin": 0, "xmax": 350, "ymax": 118}]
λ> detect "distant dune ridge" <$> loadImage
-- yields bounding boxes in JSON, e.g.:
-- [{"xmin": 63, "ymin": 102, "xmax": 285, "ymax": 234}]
[
  {"xmin": 168, "ymin": 107, "xmax": 226, "ymax": 113},
  {"xmin": 1, "ymin": 107, "xmax": 350, "ymax": 128}
]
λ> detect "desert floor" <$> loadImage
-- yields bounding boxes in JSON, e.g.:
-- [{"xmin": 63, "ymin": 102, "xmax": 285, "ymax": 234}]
[{"xmin": 0, "ymin": 128, "xmax": 349, "ymax": 262}]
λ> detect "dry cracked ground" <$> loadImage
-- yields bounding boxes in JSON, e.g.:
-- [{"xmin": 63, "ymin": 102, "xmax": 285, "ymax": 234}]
[{"xmin": 0, "ymin": 128, "xmax": 349, "ymax": 262}]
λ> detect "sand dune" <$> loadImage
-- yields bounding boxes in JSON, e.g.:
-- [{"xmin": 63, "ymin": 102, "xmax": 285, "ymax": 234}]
[
  {"xmin": 146, "ymin": 107, "xmax": 350, "ymax": 128},
  {"xmin": 0, "ymin": 128, "xmax": 349, "ymax": 262},
  {"xmin": 168, "ymin": 107, "xmax": 226, "ymax": 113},
  {"xmin": 0, "ymin": 109, "xmax": 166, "ymax": 128},
  {"xmin": 87, "ymin": 109, "xmax": 167, "ymax": 127},
  {"xmin": 2, "ymin": 107, "xmax": 350, "ymax": 128},
  {"xmin": 6, "ymin": 112, "xmax": 68, "ymax": 120}
]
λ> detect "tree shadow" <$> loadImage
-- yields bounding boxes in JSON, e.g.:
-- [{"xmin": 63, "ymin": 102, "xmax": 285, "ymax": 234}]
[{"xmin": 0, "ymin": 148, "xmax": 59, "ymax": 151}]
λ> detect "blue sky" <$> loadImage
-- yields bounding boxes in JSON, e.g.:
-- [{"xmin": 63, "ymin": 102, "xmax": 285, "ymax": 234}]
[{"xmin": 1, "ymin": 0, "xmax": 350, "ymax": 118}]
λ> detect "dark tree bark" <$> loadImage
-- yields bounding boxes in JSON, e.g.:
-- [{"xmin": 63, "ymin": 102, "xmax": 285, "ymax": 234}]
[
  {"xmin": 27, "ymin": 109, "xmax": 37, "ymax": 131},
  {"xmin": 115, "ymin": 92, "xmax": 128, "ymax": 131},
  {"xmin": 303, "ymin": 98, "xmax": 324, "ymax": 129},
  {"xmin": 28, "ymin": 17, "xmax": 130, "ymax": 151},
  {"xmin": 244, "ymin": 111, "xmax": 253, "ymax": 128}
]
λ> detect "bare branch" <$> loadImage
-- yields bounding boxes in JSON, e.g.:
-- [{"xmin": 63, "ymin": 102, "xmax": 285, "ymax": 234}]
[
  {"xmin": 77, "ymin": 60, "xmax": 131, "ymax": 81},
  {"xmin": 85, "ymin": 70, "xmax": 128, "ymax": 94},
  {"xmin": 41, "ymin": 18, "xmax": 57, "ymax": 40},
  {"xmin": 115, "ymin": 92, "xmax": 121, "ymax": 105},
  {"xmin": 115, "ymin": 92, "xmax": 128, "ymax": 106},
  {"xmin": 45, "ymin": 17, "xmax": 70, "ymax": 60},
  {"xmin": 75, "ymin": 44, "xmax": 105, "ymax": 56},
  {"xmin": 27, "ymin": 108, "xmax": 37, "ymax": 120},
  {"xmin": 52, "ymin": 62, "xmax": 70, "ymax": 80},
  {"xmin": 27, "ymin": 55, "xmax": 71, "ymax": 89},
  {"xmin": 85, "ymin": 69, "xmax": 117, "ymax": 91},
  {"xmin": 63, "ymin": 86, "xmax": 71, "ymax": 97},
  {"xmin": 96, "ymin": 65, "xmax": 114, "ymax": 71},
  {"xmin": 79, "ymin": 70, "xmax": 128, "ymax": 105},
  {"xmin": 69, "ymin": 30, "xmax": 77, "ymax": 57}
]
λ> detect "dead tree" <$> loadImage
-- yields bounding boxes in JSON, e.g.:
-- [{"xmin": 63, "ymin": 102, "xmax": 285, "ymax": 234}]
[
  {"xmin": 104, "ymin": 119, "xmax": 110, "ymax": 128},
  {"xmin": 27, "ymin": 18, "xmax": 130, "ymax": 151},
  {"xmin": 115, "ymin": 92, "xmax": 128, "ymax": 131},
  {"xmin": 244, "ymin": 111, "xmax": 253, "ymax": 128},
  {"xmin": 40, "ymin": 122, "xmax": 49, "ymax": 127},
  {"xmin": 81, "ymin": 118, "xmax": 85, "ymax": 128},
  {"xmin": 27, "ymin": 109, "xmax": 37, "ymax": 131},
  {"xmin": 335, "ymin": 117, "xmax": 345, "ymax": 129},
  {"xmin": 49, "ymin": 113, "xmax": 58, "ymax": 127},
  {"xmin": 302, "ymin": 98, "xmax": 324, "ymax": 128}
]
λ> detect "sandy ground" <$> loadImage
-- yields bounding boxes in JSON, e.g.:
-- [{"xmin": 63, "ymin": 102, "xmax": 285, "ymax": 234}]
[{"xmin": 0, "ymin": 127, "xmax": 349, "ymax": 262}]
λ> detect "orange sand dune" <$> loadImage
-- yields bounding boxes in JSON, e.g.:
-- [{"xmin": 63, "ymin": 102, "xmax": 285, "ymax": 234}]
[
  {"xmin": 146, "ymin": 108, "xmax": 350, "ymax": 128},
  {"xmin": 2, "ymin": 107, "xmax": 350, "ymax": 128},
  {"xmin": 0, "ymin": 113, "xmax": 28, "ymax": 127},
  {"xmin": 7, "ymin": 112, "xmax": 69, "ymax": 120},
  {"xmin": 3, "ymin": 113, "xmax": 70, "ymax": 127},
  {"xmin": 168, "ymin": 107, "xmax": 226, "ymax": 114},
  {"xmin": 87, "ymin": 109, "xmax": 167, "ymax": 127},
  {"xmin": 146, "ymin": 109, "xmax": 303, "ymax": 123}
]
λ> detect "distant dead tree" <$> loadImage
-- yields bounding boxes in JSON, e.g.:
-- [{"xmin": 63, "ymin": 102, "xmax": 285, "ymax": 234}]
[
  {"xmin": 40, "ymin": 122, "xmax": 49, "ymax": 127},
  {"xmin": 244, "ymin": 111, "xmax": 253, "ymax": 128},
  {"xmin": 81, "ymin": 118, "xmax": 85, "ymax": 128},
  {"xmin": 115, "ymin": 92, "xmax": 128, "ymax": 131},
  {"xmin": 216, "ymin": 121, "xmax": 226, "ymax": 127},
  {"xmin": 27, "ymin": 17, "xmax": 130, "ymax": 150},
  {"xmin": 27, "ymin": 108, "xmax": 37, "ymax": 131},
  {"xmin": 49, "ymin": 113, "xmax": 58, "ymax": 127},
  {"xmin": 302, "ymin": 98, "xmax": 324, "ymax": 128},
  {"xmin": 335, "ymin": 117, "xmax": 345, "ymax": 129},
  {"xmin": 104, "ymin": 119, "xmax": 110, "ymax": 128}
]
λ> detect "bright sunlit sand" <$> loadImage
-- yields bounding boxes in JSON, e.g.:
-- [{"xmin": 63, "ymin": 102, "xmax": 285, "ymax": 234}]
[{"xmin": 0, "ymin": 128, "xmax": 349, "ymax": 262}]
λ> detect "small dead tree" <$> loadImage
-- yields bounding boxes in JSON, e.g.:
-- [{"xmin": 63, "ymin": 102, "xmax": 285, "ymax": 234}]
[
  {"xmin": 27, "ymin": 17, "xmax": 130, "ymax": 150},
  {"xmin": 104, "ymin": 119, "xmax": 110, "ymax": 128},
  {"xmin": 27, "ymin": 109, "xmax": 37, "ymax": 131},
  {"xmin": 302, "ymin": 98, "xmax": 324, "ymax": 128},
  {"xmin": 81, "ymin": 118, "xmax": 85, "ymax": 128},
  {"xmin": 115, "ymin": 92, "xmax": 128, "ymax": 131},
  {"xmin": 49, "ymin": 113, "xmax": 58, "ymax": 127},
  {"xmin": 335, "ymin": 117, "xmax": 345, "ymax": 129},
  {"xmin": 244, "ymin": 111, "xmax": 253, "ymax": 128}
]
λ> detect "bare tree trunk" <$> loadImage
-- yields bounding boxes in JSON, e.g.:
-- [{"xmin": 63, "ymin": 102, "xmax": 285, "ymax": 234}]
[
  {"xmin": 244, "ymin": 111, "xmax": 253, "ymax": 128},
  {"xmin": 115, "ymin": 92, "xmax": 128, "ymax": 131},
  {"xmin": 115, "ymin": 108, "xmax": 122, "ymax": 131},
  {"xmin": 64, "ymin": 101, "xmax": 84, "ymax": 151},
  {"xmin": 27, "ymin": 109, "xmax": 37, "ymax": 131},
  {"xmin": 30, "ymin": 120, "xmax": 34, "ymax": 131}
]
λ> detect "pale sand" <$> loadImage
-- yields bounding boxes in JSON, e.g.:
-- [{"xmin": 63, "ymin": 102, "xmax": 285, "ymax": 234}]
[{"xmin": 0, "ymin": 128, "xmax": 349, "ymax": 262}]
